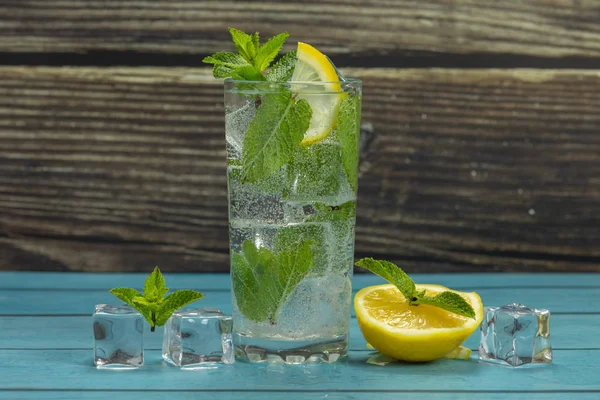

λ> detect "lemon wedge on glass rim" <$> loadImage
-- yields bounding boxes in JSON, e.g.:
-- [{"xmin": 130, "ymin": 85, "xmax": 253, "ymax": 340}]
[
  {"xmin": 290, "ymin": 42, "xmax": 345, "ymax": 145},
  {"xmin": 355, "ymin": 283, "xmax": 484, "ymax": 362}
]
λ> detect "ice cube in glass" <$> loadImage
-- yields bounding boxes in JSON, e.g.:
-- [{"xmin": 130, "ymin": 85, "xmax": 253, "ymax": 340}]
[
  {"xmin": 479, "ymin": 303, "xmax": 552, "ymax": 367},
  {"xmin": 162, "ymin": 308, "xmax": 234, "ymax": 369},
  {"xmin": 93, "ymin": 304, "xmax": 144, "ymax": 369}
]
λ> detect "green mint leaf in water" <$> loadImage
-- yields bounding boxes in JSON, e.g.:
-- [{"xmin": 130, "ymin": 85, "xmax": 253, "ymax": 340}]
[
  {"xmin": 355, "ymin": 258, "xmax": 416, "ymax": 301},
  {"xmin": 155, "ymin": 290, "xmax": 205, "ymax": 326},
  {"xmin": 418, "ymin": 291, "xmax": 476, "ymax": 319},
  {"xmin": 241, "ymin": 92, "xmax": 312, "ymax": 182},
  {"xmin": 308, "ymin": 202, "xmax": 357, "ymax": 223},
  {"xmin": 336, "ymin": 93, "xmax": 362, "ymax": 192},
  {"xmin": 284, "ymin": 143, "xmax": 342, "ymax": 200},
  {"xmin": 254, "ymin": 32, "xmax": 290, "ymax": 71},
  {"xmin": 231, "ymin": 242, "xmax": 278, "ymax": 323},
  {"xmin": 273, "ymin": 240, "xmax": 315, "ymax": 318},
  {"xmin": 266, "ymin": 51, "xmax": 297, "ymax": 82},
  {"xmin": 143, "ymin": 266, "xmax": 168, "ymax": 303},
  {"xmin": 229, "ymin": 27, "xmax": 259, "ymax": 64},
  {"xmin": 109, "ymin": 267, "xmax": 204, "ymax": 332},
  {"xmin": 232, "ymin": 239, "xmax": 315, "ymax": 324}
]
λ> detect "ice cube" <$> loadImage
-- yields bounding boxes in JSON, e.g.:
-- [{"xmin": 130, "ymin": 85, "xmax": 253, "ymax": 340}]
[
  {"xmin": 225, "ymin": 101, "xmax": 255, "ymax": 157},
  {"xmin": 163, "ymin": 308, "xmax": 234, "ymax": 369},
  {"xmin": 93, "ymin": 304, "xmax": 144, "ymax": 369},
  {"xmin": 479, "ymin": 303, "xmax": 552, "ymax": 367}
]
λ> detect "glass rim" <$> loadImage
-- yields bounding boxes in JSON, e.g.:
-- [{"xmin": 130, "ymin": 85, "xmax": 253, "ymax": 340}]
[{"xmin": 224, "ymin": 77, "xmax": 362, "ymax": 85}]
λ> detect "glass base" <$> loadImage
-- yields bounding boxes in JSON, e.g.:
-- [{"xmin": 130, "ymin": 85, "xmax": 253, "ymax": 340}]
[{"xmin": 233, "ymin": 333, "xmax": 348, "ymax": 364}]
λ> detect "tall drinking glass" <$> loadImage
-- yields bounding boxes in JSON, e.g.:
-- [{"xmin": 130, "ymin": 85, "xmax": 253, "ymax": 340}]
[{"xmin": 224, "ymin": 78, "xmax": 362, "ymax": 363}]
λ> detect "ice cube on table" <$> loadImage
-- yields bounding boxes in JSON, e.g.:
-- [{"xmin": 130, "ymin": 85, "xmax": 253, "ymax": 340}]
[
  {"xmin": 162, "ymin": 308, "xmax": 234, "ymax": 369},
  {"xmin": 479, "ymin": 303, "xmax": 552, "ymax": 367},
  {"xmin": 93, "ymin": 304, "xmax": 144, "ymax": 369}
]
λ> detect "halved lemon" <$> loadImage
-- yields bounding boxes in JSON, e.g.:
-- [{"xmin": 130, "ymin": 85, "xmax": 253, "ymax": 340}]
[
  {"xmin": 290, "ymin": 42, "xmax": 344, "ymax": 145},
  {"xmin": 355, "ymin": 284, "xmax": 484, "ymax": 362}
]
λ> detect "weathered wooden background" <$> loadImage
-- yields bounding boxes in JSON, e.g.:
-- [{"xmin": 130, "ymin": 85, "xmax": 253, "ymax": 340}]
[{"xmin": 1, "ymin": 1, "xmax": 600, "ymax": 273}]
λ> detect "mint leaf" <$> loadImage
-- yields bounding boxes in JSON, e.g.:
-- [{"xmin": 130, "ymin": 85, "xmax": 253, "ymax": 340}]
[
  {"xmin": 254, "ymin": 32, "xmax": 289, "ymax": 71},
  {"xmin": 336, "ymin": 94, "xmax": 361, "ymax": 192},
  {"xmin": 231, "ymin": 242, "xmax": 277, "ymax": 323},
  {"xmin": 241, "ymin": 91, "xmax": 312, "ymax": 182},
  {"xmin": 132, "ymin": 296, "xmax": 159, "ymax": 311},
  {"xmin": 231, "ymin": 65, "xmax": 266, "ymax": 81},
  {"xmin": 110, "ymin": 268, "xmax": 203, "ymax": 332},
  {"xmin": 273, "ymin": 224, "xmax": 328, "ymax": 275},
  {"xmin": 272, "ymin": 239, "xmax": 315, "ymax": 320},
  {"xmin": 109, "ymin": 287, "xmax": 153, "ymax": 325},
  {"xmin": 109, "ymin": 287, "xmax": 141, "ymax": 305},
  {"xmin": 308, "ymin": 201, "xmax": 357, "ymax": 224},
  {"xmin": 251, "ymin": 32, "xmax": 260, "ymax": 53},
  {"xmin": 155, "ymin": 290, "xmax": 205, "ymax": 326},
  {"xmin": 417, "ymin": 291, "xmax": 476, "ymax": 319},
  {"xmin": 202, "ymin": 52, "xmax": 250, "ymax": 78},
  {"xmin": 143, "ymin": 266, "xmax": 168, "ymax": 303},
  {"xmin": 231, "ymin": 239, "xmax": 315, "ymax": 323},
  {"xmin": 355, "ymin": 258, "xmax": 416, "ymax": 301},
  {"xmin": 228, "ymin": 28, "xmax": 258, "ymax": 63},
  {"xmin": 266, "ymin": 51, "xmax": 297, "ymax": 82},
  {"xmin": 284, "ymin": 143, "xmax": 342, "ymax": 200}
]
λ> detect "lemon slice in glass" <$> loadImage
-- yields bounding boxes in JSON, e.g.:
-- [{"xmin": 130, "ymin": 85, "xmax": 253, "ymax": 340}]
[
  {"xmin": 290, "ymin": 42, "xmax": 344, "ymax": 145},
  {"xmin": 355, "ymin": 284, "xmax": 484, "ymax": 362}
]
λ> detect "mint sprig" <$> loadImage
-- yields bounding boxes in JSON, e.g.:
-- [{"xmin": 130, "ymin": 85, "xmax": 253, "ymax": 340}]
[
  {"xmin": 232, "ymin": 238, "xmax": 315, "ymax": 324},
  {"xmin": 203, "ymin": 27, "xmax": 293, "ymax": 81},
  {"xmin": 355, "ymin": 258, "xmax": 476, "ymax": 319},
  {"xmin": 266, "ymin": 50, "xmax": 297, "ymax": 82},
  {"xmin": 109, "ymin": 267, "xmax": 204, "ymax": 332}
]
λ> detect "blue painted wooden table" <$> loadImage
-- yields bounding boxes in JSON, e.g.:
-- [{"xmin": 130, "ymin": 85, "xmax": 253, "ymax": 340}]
[{"xmin": 0, "ymin": 272, "xmax": 599, "ymax": 399}]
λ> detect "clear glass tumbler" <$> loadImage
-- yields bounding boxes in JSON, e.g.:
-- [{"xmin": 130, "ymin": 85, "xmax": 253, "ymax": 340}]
[{"xmin": 224, "ymin": 78, "xmax": 362, "ymax": 364}]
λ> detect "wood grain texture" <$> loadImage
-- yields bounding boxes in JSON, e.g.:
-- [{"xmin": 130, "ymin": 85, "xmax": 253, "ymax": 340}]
[
  {"xmin": 1, "ymin": 1, "xmax": 600, "ymax": 59},
  {"xmin": 3, "ymin": 314, "xmax": 597, "ymax": 350},
  {"xmin": 3, "ymin": 288, "xmax": 600, "ymax": 315},
  {"xmin": 1, "ymin": 273, "xmax": 598, "ymax": 398},
  {"xmin": 0, "ymin": 67, "xmax": 599, "ymax": 272}
]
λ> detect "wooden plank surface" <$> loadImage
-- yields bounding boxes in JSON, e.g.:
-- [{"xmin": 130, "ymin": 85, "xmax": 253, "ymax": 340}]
[
  {"xmin": 1, "ymin": 67, "xmax": 600, "ymax": 272},
  {"xmin": 4, "ymin": 394, "xmax": 600, "ymax": 400},
  {"xmin": 1, "ymin": 1, "xmax": 600, "ymax": 60},
  {"xmin": 0, "ymin": 273, "xmax": 597, "ymax": 398},
  {"xmin": 2, "ymin": 313, "xmax": 597, "ymax": 351},
  {"xmin": 1, "ymin": 348, "xmax": 598, "ymax": 392},
  {"xmin": 3, "ymin": 272, "xmax": 600, "ymax": 290},
  {"xmin": 1, "ymin": 287, "xmax": 598, "ymax": 315}
]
